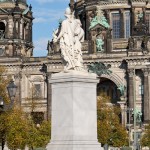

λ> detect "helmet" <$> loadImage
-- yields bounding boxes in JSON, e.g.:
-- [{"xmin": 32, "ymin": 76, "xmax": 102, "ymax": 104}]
[{"xmin": 64, "ymin": 7, "xmax": 71, "ymax": 17}]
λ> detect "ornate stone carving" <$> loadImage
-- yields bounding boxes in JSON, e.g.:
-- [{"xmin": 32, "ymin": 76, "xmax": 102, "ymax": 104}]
[
  {"xmin": 89, "ymin": 6, "xmax": 110, "ymax": 30},
  {"xmin": 133, "ymin": 11, "xmax": 149, "ymax": 36},
  {"xmin": 14, "ymin": 72, "xmax": 22, "ymax": 80},
  {"xmin": 142, "ymin": 68, "xmax": 150, "ymax": 76},
  {"xmin": 128, "ymin": 35, "xmax": 150, "ymax": 54},
  {"xmin": 88, "ymin": 62, "xmax": 112, "ymax": 76},
  {"xmin": 128, "ymin": 69, "xmax": 135, "ymax": 77},
  {"xmin": 128, "ymin": 37, "xmax": 135, "ymax": 50}
]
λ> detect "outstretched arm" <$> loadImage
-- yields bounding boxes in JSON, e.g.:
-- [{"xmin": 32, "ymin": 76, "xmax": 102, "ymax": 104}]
[{"xmin": 54, "ymin": 21, "xmax": 65, "ymax": 42}]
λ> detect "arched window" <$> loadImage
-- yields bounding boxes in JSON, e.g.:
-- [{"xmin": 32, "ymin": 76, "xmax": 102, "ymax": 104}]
[{"xmin": 0, "ymin": 22, "xmax": 5, "ymax": 39}]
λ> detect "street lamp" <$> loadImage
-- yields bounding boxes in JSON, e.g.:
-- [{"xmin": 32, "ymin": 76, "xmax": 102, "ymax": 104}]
[
  {"xmin": 0, "ymin": 80, "xmax": 17, "ymax": 150},
  {"xmin": 0, "ymin": 80, "xmax": 17, "ymax": 110},
  {"xmin": 7, "ymin": 80, "xmax": 17, "ymax": 108},
  {"xmin": 7, "ymin": 80, "xmax": 17, "ymax": 99}
]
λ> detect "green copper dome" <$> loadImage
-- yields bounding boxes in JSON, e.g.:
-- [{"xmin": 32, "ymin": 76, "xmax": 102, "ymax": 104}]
[{"xmin": 0, "ymin": 0, "xmax": 27, "ymax": 4}]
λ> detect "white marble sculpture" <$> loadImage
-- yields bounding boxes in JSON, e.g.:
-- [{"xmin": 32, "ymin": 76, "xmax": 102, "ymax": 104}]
[{"xmin": 53, "ymin": 7, "xmax": 85, "ymax": 71}]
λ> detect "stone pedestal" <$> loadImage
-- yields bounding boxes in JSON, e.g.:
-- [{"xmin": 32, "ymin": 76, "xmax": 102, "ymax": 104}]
[{"xmin": 46, "ymin": 71, "xmax": 103, "ymax": 150}]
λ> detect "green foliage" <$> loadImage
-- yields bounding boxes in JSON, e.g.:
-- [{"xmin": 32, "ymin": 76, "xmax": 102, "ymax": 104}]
[
  {"xmin": 141, "ymin": 124, "xmax": 150, "ymax": 148},
  {"xmin": 97, "ymin": 93, "xmax": 128, "ymax": 147},
  {"xmin": 27, "ymin": 120, "xmax": 51, "ymax": 149},
  {"xmin": 121, "ymin": 146, "xmax": 132, "ymax": 150},
  {"xmin": 0, "ymin": 67, "xmax": 11, "ymax": 105},
  {"xmin": 0, "ymin": 107, "xmax": 51, "ymax": 150},
  {"xmin": 5, "ymin": 108, "xmax": 29, "ymax": 150}
]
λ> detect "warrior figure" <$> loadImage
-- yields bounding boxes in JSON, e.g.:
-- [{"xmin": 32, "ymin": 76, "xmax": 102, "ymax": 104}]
[{"xmin": 53, "ymin": 7, "xmax": 85, "ymax": 71}]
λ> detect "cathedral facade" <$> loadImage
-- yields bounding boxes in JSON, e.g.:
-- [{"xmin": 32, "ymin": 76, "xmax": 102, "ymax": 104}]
[{"xmin": 0, "ymin": 0, "xmax": 150, "ymax": 147}]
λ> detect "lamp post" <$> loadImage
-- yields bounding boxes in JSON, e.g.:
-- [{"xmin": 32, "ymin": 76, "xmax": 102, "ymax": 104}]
[
  {"xmin": 7, "ymin": 80, "xmax": 17, "ymax": 109},
  {"xmin": 0, "ymin": 80, "xmax": 17, "ymax": 150},
  {"xmin": 126, "ymin": 107, "xmax": 133, "ymax": 147}
]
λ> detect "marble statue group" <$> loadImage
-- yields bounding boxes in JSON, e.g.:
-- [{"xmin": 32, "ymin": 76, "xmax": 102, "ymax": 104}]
[
  {"xmin": 47, "ymin": 6, "xmax": 103, "ymax": 150},
  {"xmin": 53, "ymin": 7, "xmax": 85, "ymax": 71}
]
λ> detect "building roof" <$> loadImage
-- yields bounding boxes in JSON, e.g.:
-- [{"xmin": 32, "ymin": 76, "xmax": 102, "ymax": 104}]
[{"xmin": 0, "ymin": 0, "xmax": 27, "ymax": 4}]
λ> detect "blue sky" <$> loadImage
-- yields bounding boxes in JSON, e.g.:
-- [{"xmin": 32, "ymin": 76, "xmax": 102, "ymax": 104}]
[{"xmin": 27, "ymin": 0, "xmax": 70, "ymax": 57}]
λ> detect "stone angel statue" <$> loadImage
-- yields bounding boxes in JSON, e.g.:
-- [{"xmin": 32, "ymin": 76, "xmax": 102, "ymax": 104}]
[{"xmin": 53, "ymin": 7, "xmax": 85, "ymax": 72}]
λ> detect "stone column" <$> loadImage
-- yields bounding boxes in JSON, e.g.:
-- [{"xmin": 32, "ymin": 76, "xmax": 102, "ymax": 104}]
[
  {"xmin": 143, "ymin": 68, "xmax": 150, "ymax": 123},
  {"xmin": 85, "ymin": 12, "xmax": 90, "ymax": 40},
  {"xmin": 14, "ymin": 20, "xmax": 17, "ymax": 39},
  {"xmin": 47, "ymin": 71, "xmax": 103, "ymax": 150},
  {"xmin": 120, "ymin": 9, "xmax": 125, "ymax": 38},
  {"xmin": 118, "ymin": 100, "xmax": 126, "ymax": 126},
  {"xmin": 7, "ymin": 16, "xmax": 14, "ymax": 39},
  {"xmin": 22, "ymin": 22, "xmax": 24, "ymax": 40},
  {"xmin": 105, "ymin": 9, "xmax": 112, "ymax": 53},
  {"xmin": 47, "ymin": 73, "xmax": 52, "ymax": 120},
  {"xmin": 20, "ymin": 19, "xmax": 23, "ymax": 39},
  {"xmin": 30, "ymin": 22, "xmax": 33, "ymax": 42},
  {"xmin": 131, "ymin": 8, "xmax": 135, "ymax": 35},
  {"xmin": 128, "ymin": 69, "xmax": 134, "ymax": 108},
  {"xmin": 18, "ymin": 19, "xmax": 20, "ymax": 39},
  {"xmin": 8, "ymin": 42, "xmax": 13, "ymax": 56},
  {"xmin": 14, "ymin": 71, "xmax": 22, "ymax": 106},
  {"xmin": 143, "ymin": 7, "xmax": 146, "ymax": 24},
  {"xmin": 105, "ymin": 9, "xmax": 110, "ymax": 25}
]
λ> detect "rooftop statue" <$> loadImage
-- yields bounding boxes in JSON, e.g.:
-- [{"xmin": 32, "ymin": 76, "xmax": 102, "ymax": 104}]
[
  {"xmin": 132, "ymin": 108, "xmax": 142, "ymax": 123},
  {"xmin": 117, "ymin": 85, "xmax": 126, "ymax": 97},
  {"xmin": 137, "ymin": 11, "xmax": 143, "ymax": 22},
  {"xmin": 53, "ymin": 7, "xmax": 85, "ymax": 72},
  {"xmin": 96, "ymin": 38, "xmax": 104, "ymax": 52},
  {"xmin": 89, "ymin": 6, "xmax": 110, "ymax": 30}
]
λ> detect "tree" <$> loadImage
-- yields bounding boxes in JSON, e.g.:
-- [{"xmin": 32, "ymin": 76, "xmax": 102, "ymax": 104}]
[
  {"xmin": 0, "ymin": 66, "xmax": 11, "ymax": 105},
  {"xmin": 0, "ymin": 66, "xmax": 12, "ymax": 149},
  {"xmin": 97, "ymin": 93, "xmax": 128, "ymax": 147},
  {"xmin": 0, "ymin": 66, "xmax": 51, "ymax": 150},
  {"xmin": 141, "ymin": 124, "xmax": 150, "ymax": 148},
  {"xmin": 0, "ymin": 107, "xmax": 51, "ymax": 150},
  {"xmin": 5, "ymin": 107, "xmax": 30, "ymax": 150},
  {"xmin": 27, "ymin": 120, "xmax": 51, "ymax": 149}
]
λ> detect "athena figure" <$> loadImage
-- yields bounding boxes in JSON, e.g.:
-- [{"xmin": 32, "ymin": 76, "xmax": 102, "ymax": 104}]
[{"xmin": 53, "ymin": 7, "xmax": 85, "ymax": 71}]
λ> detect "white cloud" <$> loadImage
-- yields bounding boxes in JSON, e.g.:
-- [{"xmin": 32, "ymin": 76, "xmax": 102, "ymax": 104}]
[
  {"xmin": 33, "ymin": 8, "xmax": 65, "ymax": 24},
  {"xmin": 34, "ymin": 17, "xmax": 47, "ymax": 23},
  {"xmin": 33, "ymin": 37, "xmax": 49, "ymax": 56},
  {"xmin": 34, "ymin": 37, "xmax": 49, "ymax": 51}
]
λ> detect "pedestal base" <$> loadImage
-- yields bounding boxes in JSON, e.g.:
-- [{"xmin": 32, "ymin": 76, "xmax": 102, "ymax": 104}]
[
  {"xmin": 47, "ymin": 140, "xmax": 103, "ymax": 150},
  {"xmin": 47, "ymin": 71, "xmax": 103, "ymax": 150}
]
